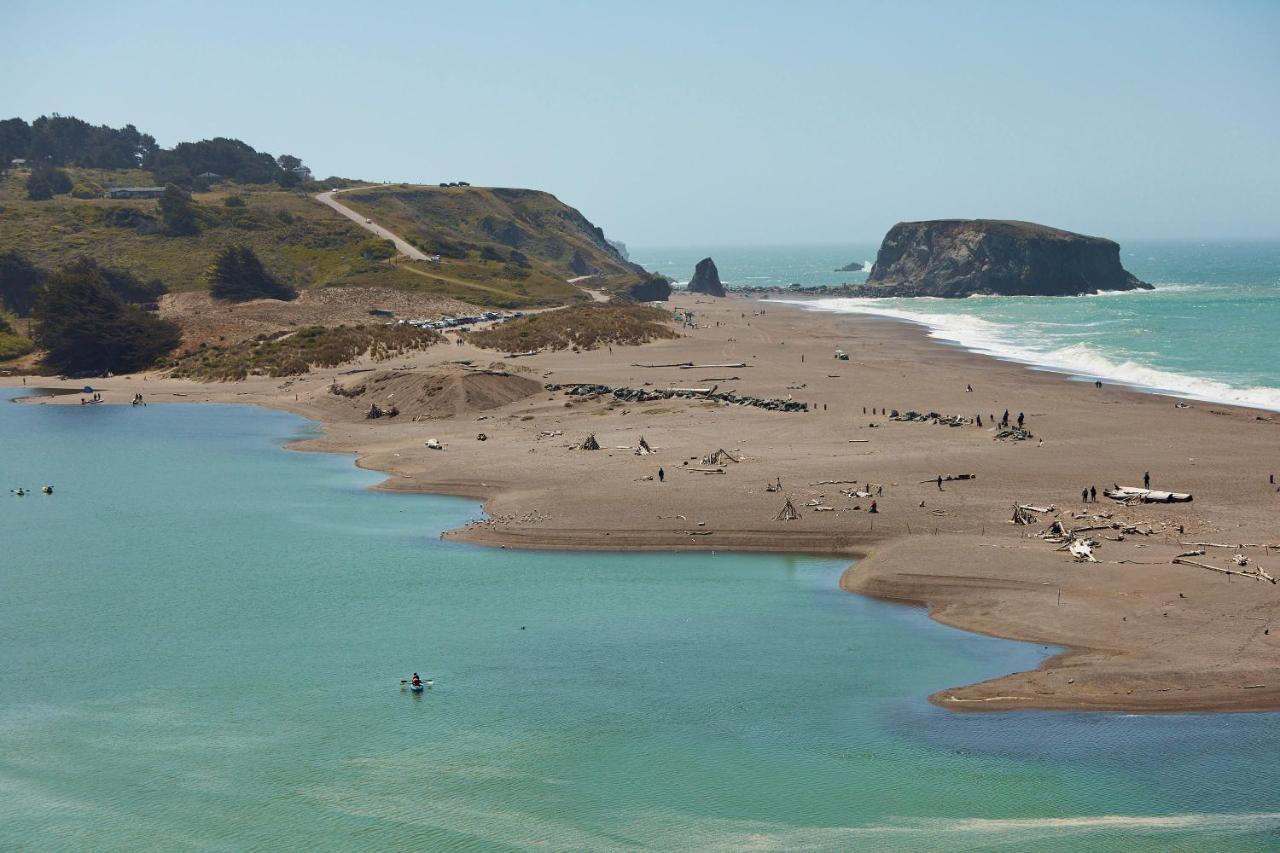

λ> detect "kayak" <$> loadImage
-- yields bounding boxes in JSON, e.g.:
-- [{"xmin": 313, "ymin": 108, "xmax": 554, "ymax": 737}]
[{"xmin": 409, "ymin": 683, "xmax": 424, "ymax": 693}]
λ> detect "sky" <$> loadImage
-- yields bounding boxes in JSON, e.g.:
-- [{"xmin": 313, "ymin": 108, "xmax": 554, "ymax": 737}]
[{"xmin": 4, "ymin": 1, "xmax": 1278, "ymax": 246}]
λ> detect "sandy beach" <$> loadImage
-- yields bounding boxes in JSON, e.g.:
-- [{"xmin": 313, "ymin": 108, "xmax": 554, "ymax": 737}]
[{"xmin": 11, "ymin": 293, "xmax": 1280, "ymax": 714}]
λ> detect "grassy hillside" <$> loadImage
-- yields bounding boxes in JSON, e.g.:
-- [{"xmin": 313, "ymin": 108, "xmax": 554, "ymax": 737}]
[
  {"xmin": 334, "ymin": 185, "xmax": 653, "ymax": 302},
  {"xmin": 0, "ymin": 171, "xmax": 646, "ymax": 309},
  {"xmin": 0, "ymin": 168, "xmax": 414, "ymax": 290}
]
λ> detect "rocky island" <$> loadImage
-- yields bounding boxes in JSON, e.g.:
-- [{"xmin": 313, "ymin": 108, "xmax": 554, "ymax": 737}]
[{"xmin": 860, "ymin": 219, "xmax": 1151, "ymax": 297}]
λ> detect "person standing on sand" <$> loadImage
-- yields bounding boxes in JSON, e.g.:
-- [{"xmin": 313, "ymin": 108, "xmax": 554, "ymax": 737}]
[
  {"xmin": 1017, "ymin": 412, "xmax": 1024, "ymax": 428},
  {"xmin": 1091, "ymin": 485, "xmax": 1097, "ymax": 502},
  {"xmin": 869, "ymin": 500, "xmax": 877, "ymax": 513},
  {"xmin": 1144, "ymin": 471, "xmax": 1151, "ymax": 489},
  {"xmin": 658, "ymin": 467, "xmax": 664, "ymax": 483},
  {"xmin": 936, "ymin": 475, "xmax": 943, "ymax": 491},
  {"xmin": 1082, "ymin": 488, "xmax": 1089, "ymax": 504}
]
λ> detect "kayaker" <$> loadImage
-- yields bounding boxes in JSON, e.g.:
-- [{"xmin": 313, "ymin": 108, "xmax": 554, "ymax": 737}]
[{"xmin": 411, "ymin": 673, "xmax": 422, "ymax": 687}]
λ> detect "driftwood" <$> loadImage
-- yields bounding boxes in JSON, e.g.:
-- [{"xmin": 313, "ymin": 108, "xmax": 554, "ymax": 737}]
[
  {"xmin": 1012, "ymin": 505, "xmax": 1039, "ymax": 525},
  {"xmin": 632, "ymin": 361, "xmax": 694, "ymax": 368},
  {"xmin": 684, "ymin": 467, "xmax": 725, "ymax": 474},
  {"xmin": 635, "ymin": 436, "xmax": 654, "ymax": 456},
  {"xmin": 679, "ymin": 362, "xmax": 747, "ymax": 369},
  {"xmin": 702, "ymin": 448, "xmax": 740, "ymax": 465},
  {"xmin": 580, "ymin": 434, "xmax": 600, "ymax": 450},
  {"xmin": 1173, "ymin": 557, "xmax": 1275, "ymax": 583},
  {"xmin": 919, "ymin": 474, "xmax": 976, "ymax": 484},
  {"xmin": 847, "ymin": 439, "xmax": 871, "ymax": 443},
  {"xmin": 775, "ymin": 499, "xmax": 800, "ymax": 521}
]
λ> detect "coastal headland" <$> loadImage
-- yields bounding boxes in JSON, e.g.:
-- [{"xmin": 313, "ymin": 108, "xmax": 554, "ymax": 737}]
[{"xmin": 11, "ymin": 293, "xmax": 1280, "ymax": 715}]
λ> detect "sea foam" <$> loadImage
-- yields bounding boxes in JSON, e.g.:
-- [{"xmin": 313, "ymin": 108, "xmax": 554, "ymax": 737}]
[{"xmin": 777, "ymin": 297, "xmax": 1280, "ymax": 412}]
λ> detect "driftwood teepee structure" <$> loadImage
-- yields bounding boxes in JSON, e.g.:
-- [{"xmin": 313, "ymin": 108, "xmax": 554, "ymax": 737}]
[
  {"xmin": 775, "ymin": 498, "xmax": 800, "ymax": 521},
  {"xmin": 635, "ymin": 436, "xmax": 654, "ymax": 455},
  {"xmin": 580, "ymin": 433, "xmax": 600, "ymax": 450}
]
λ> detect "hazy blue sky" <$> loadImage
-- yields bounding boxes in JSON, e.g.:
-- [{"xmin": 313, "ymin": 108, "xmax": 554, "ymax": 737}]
[{"xmin": 5, "ymin": 1, "xmax": 1278, "ymax": 245}]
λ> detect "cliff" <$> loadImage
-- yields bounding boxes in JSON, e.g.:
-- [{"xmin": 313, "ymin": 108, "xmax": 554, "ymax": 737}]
[
  {"xmin": 862, "ymin": 220, "xmax": 1151, "ymax": 297},
  {"xmin": 688, "ymin": 257, "xmax": 725, "ymax": 296}
]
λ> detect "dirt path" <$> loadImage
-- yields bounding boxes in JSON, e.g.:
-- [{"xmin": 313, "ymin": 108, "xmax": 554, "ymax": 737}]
[{"xmin": 315, "ymin": 189, "xmax": 428, "ymax": 260}]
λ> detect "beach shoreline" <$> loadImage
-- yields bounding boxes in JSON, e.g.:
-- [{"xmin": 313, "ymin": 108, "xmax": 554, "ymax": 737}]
[{"xmin": 9, "ymin": 293, "xmax": 1280, "ymax": 714}]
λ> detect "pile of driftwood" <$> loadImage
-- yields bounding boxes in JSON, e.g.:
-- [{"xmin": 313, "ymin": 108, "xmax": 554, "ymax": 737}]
[
  {"xmin": 579, "ymin": 433, "xmax": 600, "ymax": 450},
  {"xmin": 775, "ymin": 498, "xmax": 800, "ymax": 521},
  {"xmin": 701, "ymin": 448, "xmax": 740, "ymax": 465},
  {"xmin": 994, "ymin": 426, "xmax": 1033, "ymax": 441},
  {"xmin": 635, "ymin": 436, "xmax": 655, "ymax": 456},
  {"xmin": 889, "ymin": 410, "xmax": 974, "ymax": 427},
  {"xmin": 366, "ymin": 403, "xmax": 399, "ymax": 419},
  {"xmin": 1174, "ymin": 541, "xmax": 1278, "ymax": 584},
  {"xmin": 546, "ymin": 383, "xmax": 808, "ymax": 413}
]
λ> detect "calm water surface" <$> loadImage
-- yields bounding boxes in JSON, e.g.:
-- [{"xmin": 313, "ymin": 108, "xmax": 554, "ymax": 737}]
[{"xmin": 2, "ymin": 390, "xmax": 1279, "ymax": 850}]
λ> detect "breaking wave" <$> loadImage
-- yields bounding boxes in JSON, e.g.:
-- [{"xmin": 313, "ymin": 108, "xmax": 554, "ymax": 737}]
[{"xmin": 777, "ymin": 297, "xmax": 1280, "ymax": 412}]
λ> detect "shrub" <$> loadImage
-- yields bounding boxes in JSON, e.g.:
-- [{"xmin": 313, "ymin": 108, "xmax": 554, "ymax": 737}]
[
  {"xmin": 467, "ymin": 304, "xmax": 678, "ymax": 352},
  {"xmin": 223, "ymin": 195, "xmax": 246, "ymax": 207},
  {"xmin": 168, "ymin": 324, "xmax": 443, "ymax": 381}
]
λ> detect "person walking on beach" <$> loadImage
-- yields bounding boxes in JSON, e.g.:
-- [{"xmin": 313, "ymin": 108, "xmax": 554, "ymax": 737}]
[
  {"xmin": 1090, "ymin": 485, "xmax": 1097, "ymax": 502},
  {"xmin": 936, "ymin": 475, "xmax": 943, "ymax": 491},
  {"xmin": 1143, "ymin": 471, "xmax": 1151, "ymax": 489},
  {"xmin": 1001, "ymin": 409, "xmax": 1009, "ymax": 427},
  {"xmin": 1082, "ymin": 488, "xmax": 1089, "ymax": 504},
  {"xmin": 658, "ymin": 467, "xmax": 664, "ymax": 483},
  {"xmin": 869, "ymin": 500, "xmax": 878, "ymax": 513},
  {"xmin": 1017, "ymin": 412, "xmax": 1024, "ymax": 428}
]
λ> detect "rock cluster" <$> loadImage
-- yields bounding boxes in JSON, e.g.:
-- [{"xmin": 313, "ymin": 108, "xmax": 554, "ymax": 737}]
[{"xmin": 545, "ymin": 383, "xmax": 808, "ymax": 412}]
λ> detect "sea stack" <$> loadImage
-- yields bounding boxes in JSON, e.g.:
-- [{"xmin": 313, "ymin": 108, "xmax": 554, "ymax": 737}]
[
  {"xmin": 688, "ymin": 257, "xmax": 726, "ymax": 296},
  {"xmin": 864, "ymin": 220, "xmax": 1152, "ymax": 297}
]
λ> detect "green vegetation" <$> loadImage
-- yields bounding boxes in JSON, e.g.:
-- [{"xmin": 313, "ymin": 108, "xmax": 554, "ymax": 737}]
[
  {"xmin": 159, "ymin": 183, "xmax": 199, "ymax": 235},
  {"xmin": 33, "ymin": 260, "xmax": 181, "ymax": 375},
  {"xmin": 0, "ymin": 313, "xmax": 34, "ymax": 361},
  {"xmin": 168, "ymin": 324, "xmax": 443, "ymax": 381},
  {"xmin": 0, "ymin": 115, "xmax": 661, "ymax": 314},
  {"xmin": 207, "ymin": 245, "xmax": 297, "ymax": 302},
  {"xmin": 333, "ymin": 185, "xmax": 651, "ymax": 306},
  {"xmin": 0, "ymin": 250, "xmax": 45, "ymax": 315},
  {"xmin": 467, "ymin": 304, "xmax": 678, "ymax": 352}
]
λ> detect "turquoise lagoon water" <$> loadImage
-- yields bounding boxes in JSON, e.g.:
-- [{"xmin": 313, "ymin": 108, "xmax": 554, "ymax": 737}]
[
  {"xmin": 3, "ymin": 390, "xmax": 1280, "ymax": 850},
  {"xmin": 635, "ymin": 241, "xmax": 1280, "ymax": 410}
]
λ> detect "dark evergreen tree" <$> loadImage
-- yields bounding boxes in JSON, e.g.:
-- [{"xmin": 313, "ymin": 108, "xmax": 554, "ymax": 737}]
[
  {"xmin": 159, "ymin": 183, "xmax": 199, "ymax": 236},
  {"xmin": 0, "ymin": 251, "xmax": 45, "ymax": 315},
  {"xmin": 33, "ymin": 261, "xmax": 180, "ymax": 375},
  {"xmin": 207, "ymin": 246, "xmax": 297, "ymax": 302}
]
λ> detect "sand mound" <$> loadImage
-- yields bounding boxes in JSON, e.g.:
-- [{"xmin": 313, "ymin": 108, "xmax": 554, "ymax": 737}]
[
  {"xmin": 160, "ymin": 288, "xmax": 476, "ymax": 353},
  {"xmin": 324, "ymin": 368, "xmax": 542, "ymax": 420}
]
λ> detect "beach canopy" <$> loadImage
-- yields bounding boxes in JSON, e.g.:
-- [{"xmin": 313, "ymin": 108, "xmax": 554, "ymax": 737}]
[{"xmin": 82, "ymin": 386, "xmax": 94, "ymax": 393}]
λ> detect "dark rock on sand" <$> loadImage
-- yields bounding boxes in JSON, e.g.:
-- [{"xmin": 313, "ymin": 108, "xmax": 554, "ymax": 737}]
[{"xmin": 688, "ymin": 257, "xmax": 726, "ymax": 296}]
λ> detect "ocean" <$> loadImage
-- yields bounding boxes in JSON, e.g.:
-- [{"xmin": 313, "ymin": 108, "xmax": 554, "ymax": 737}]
[
  {"xmin": 4, "ymin": 391, "xmax": 1280, "ymax": 849},
  {"xmin": 634, "ymin": 241, "xmax": 1280, "ymax": 410}
]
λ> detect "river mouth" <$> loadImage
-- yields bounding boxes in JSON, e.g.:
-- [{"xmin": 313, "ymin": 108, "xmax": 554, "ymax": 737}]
[{"xmin": 3, "ymin": 390, "xmax": 1279, "ymax": 849}]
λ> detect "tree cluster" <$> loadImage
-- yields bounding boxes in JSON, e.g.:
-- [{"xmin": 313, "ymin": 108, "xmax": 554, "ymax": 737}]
[
  {"xmin": 0, "ymin": 114, "xmax": 310, "ymax": 189},
  {"xmin": 207, "ymin": 246, "xmax": 297, "ymax": 302},
  {"xmin": 33, "ymin": 259, "xmax": 180, "ymax": 376},
  {"xmin": 0, "ymin": 115, "xmax": 157, "ymax": 170}
]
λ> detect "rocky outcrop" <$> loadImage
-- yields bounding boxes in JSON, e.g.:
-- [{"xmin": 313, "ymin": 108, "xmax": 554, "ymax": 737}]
[
  {"xmin": 688, "ymin": 257, "xmax": 725, "ymax": 296},
  {"xmin": 862, "ymin": 220, "xmax": 1151, "ymax": 298},
  {"xmin": 622, "ymin": 274, "xmax": 672, "ymax": 302}
]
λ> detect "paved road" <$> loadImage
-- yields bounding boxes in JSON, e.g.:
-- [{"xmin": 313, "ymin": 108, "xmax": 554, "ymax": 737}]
[{"xmin": 315, "ymin": 189, "xmax": 428, "ymax": 260}]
